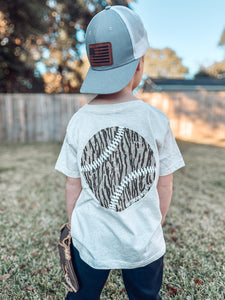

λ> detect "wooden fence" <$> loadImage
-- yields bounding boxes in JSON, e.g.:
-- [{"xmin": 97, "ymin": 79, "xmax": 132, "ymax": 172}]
[
  {"xmin": 0, "ymin": 92, "xmax": 225, "ymax": 145},
  {"xmin": 0, "ymin": 94, "xmax": 93, "ymax": 143},
  {"xmin": 139, "ymin": 90, "xmax": 225, "ymax": 146}
]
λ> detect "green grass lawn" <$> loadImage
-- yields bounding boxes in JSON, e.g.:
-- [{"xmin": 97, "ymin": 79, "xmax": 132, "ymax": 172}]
[{"xmin": 0, "ymin": 141, "xmax": 224, "ymax": 299}]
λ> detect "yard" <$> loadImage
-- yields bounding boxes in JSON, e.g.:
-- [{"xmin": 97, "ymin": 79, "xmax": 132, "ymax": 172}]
[{"xmin": 0, "ymin": 141, "xmax": 224, "ymax": 299}]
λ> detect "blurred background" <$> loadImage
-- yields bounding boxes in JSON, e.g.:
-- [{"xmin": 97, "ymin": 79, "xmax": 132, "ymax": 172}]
[{"xmin": 0, "ymin": 0, "xmax": 225, "ymax": 145}]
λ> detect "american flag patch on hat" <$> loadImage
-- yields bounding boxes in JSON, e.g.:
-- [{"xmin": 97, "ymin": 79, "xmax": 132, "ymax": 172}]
[{"xmin": 89, "ymin": 42, "xmax": 113, "ymax": 67}]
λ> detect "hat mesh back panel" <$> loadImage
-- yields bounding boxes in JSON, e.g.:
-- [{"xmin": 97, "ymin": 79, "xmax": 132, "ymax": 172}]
[
  {"xmin": 111, "ymin": 6, "xmax": 149, "ymax": 59},
  {"xmin": 89, "ymin": 42, "xmax": 113, "ymax": 67}
]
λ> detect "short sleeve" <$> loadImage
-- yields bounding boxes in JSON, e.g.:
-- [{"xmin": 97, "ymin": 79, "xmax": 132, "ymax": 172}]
[
  {"xmin": 159, "ymin": 123, "xmax": 185, "ymax": 176},
  {"xmin": 54, "ymin": 131, "xmax": 80, "ymax": 178}
]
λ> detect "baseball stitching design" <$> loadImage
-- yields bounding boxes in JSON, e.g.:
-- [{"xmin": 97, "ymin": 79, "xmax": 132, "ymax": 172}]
[
  {"xmin": 108, "ymin": 166, "xmax": 155, "ymax": 210},
  {"xmin": 81, "ymin": 126, "xmax": 125, "ymax": 172},
  {"xmin": 81, "ymin": 126, "xmax": 156, "ymax": 212}
]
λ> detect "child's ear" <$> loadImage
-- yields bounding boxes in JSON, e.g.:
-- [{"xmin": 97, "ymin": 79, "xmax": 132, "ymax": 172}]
[
  {"xmin": 136, "ymin": 59, "xmax": 142, "ymax": 71},
  {"xmin": 136, "ymin": 55, "xmax": 144, "ymax": 71}
]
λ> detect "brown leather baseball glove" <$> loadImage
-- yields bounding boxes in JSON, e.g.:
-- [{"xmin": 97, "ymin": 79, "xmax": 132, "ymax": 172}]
[{"xmin": 58, "ymin": 223, "xmax": 80, "ymax": 293}]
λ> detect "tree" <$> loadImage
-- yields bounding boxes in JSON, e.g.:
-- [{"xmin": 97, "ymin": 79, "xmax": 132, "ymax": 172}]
[
  {"xmin": 0, "ymin": 1, "xmax": 49, "ymax": 92},
  {"xmin": 218, "ymin": 28, "xmax": 225, "ymax": 48},
  {"xmin": 194, "ymin": 61, "xmax": 225, "ymax": 79},
  {"xmin": 194, "ymin": 68, "xmax": 214, "ymax": 78},
  {"xmin": 194, "ymin": 28, "xmax": 225, "ymax": 79},
  {"xmin": 143, "ymin": 47, "xmax": 188, "ymax": 79}
]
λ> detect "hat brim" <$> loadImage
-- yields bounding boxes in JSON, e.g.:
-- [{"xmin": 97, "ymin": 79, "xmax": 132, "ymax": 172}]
[{"xmin": 80, "ymin": 58, "xmax": 140, "ymax": 94}]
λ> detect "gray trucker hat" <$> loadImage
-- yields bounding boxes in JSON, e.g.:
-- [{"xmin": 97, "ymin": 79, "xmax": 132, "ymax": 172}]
[{"xmin": 80, "ymin": 5, "xmax": 149, "ymax": 94}]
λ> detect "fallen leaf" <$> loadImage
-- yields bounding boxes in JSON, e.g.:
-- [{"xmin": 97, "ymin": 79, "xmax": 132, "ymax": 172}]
[
  {"xmin": 170, "ymin": 229, "xmax": 177, "ymax": 234},
  {"xmin": 193, "ymin": 260, "xmax": 199, "ymax": 266},
  {"xmin": 208, "ymin": 247, "xmax": 217, "ymax": 253},
  {"xmin": 19, "ymin": 265, "xmax": 25, "ymax": 269},
  {"xmin": 33, "ymin": 251, "xmax": 38, "ymax": 256},
  {"xmin": 32, "ymin": 270, "xmax": 40, "ymax": 276},
  {"xmin": 21, "ymin": 285, "xmax": 34, "ymax": 292},
  {"xmin": 1, "ymin": 274, "xmax": 10, "ymax": 280},
  {"xmin": 194, "ymin": 279, "xmax": 203, "ymax": 285},
  {"xmin": 177, "ymin": 241, "xmax": 184, "ymax": 246},
  {"xmin": 207, "ymin": 276, "xmax": 213, "ymax": 282},
  {"xmin": 32, "ymin": 267, "xmax": 50, "ymax": 276},
  {"xmin": 166, "ymin": 285, "xmax": 178, "ymax": 296}
]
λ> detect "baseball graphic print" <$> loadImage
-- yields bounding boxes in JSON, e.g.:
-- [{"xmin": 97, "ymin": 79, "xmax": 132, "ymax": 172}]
[{"xmin": 81, "ymin": 126, "xmax": 156, "ymax": 212}]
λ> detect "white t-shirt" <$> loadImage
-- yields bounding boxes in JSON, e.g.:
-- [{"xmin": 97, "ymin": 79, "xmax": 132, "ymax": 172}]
[{"xmin": 55, "ymin": 99, "xmax": 185, "ymax": 269}]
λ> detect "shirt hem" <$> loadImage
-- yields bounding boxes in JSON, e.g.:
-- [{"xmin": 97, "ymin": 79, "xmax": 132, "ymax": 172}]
[
  {"xmin": 54, "ymin": 165, "xmax": 81, "ymax": 178},
  {"xmin": 71, "ymin": 237, "xmax": 166, "ymax": 270},
  {"xmin": 159, "ymin": 159, "xmax": 185, "ymax": 176}
]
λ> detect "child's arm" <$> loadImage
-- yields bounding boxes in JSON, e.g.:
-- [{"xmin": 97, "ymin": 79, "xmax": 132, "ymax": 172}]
[
  {"xmin": 157, "ymin": 173, "xmax": 173, "ymax": 225},
  {"xmin": 66, "ymin": 176, "xmax": 82, "ymax": 226}
]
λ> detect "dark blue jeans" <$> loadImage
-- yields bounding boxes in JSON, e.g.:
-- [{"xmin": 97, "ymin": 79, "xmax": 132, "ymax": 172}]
[{"xmin": 65, "ymin": 243, "xmax": 163, "ymax": 300}]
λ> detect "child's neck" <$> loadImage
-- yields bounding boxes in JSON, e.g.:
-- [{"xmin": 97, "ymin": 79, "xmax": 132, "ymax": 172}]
[{"xmin": 90, "ymin": 86, "xmax": 138, "ymax": 104}]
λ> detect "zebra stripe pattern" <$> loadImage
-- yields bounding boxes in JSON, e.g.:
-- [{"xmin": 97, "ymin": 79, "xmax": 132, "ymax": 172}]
[
  {"xmin": 81, "ymin": 126, "xmax": 156, "ymax": 212},
  {"xmin": 108, "ymin": 166, "xmax": 155, "ymax": 210},
  {"xmin": 81, "ymin": 126, "xmax": 125, "ymax": 172}
]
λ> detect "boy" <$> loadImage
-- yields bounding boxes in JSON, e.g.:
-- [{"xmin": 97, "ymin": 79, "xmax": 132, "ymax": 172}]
[{"xmin": 55, "ymin": 5, "xmax": 185, "ymax": 300}]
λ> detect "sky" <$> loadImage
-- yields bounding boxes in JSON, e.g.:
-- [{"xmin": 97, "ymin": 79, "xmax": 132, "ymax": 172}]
[{"xmin": 130, "ymin": 0, "xmax": 225, "ymax": 78}]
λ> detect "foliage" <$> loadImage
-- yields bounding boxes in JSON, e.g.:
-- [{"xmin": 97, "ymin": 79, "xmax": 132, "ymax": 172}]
[
  {"xmin": 194, "ymin": 60, "xmax": 225, "ymax": 79},
  {"xmin": 194, "ymin": 27, "xmax": 225, "ymax": 79},
  {"xmin": 218, "ymin": 28, "xmax": 225, "ymax": 47},
  {"xmin": 0, "ymin": 1, "xmax": 48, "ymax": 92},
  {"xmin": 143, "ymin": 47, "xmax": 189, "ymax": 79},
  {"xmin": 0, "ymin": 141, "xmax": 225, "ymax": 299},
  {"xmin": 194, "ymin": 68, "xmax": 215, "ymax": 79}
]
